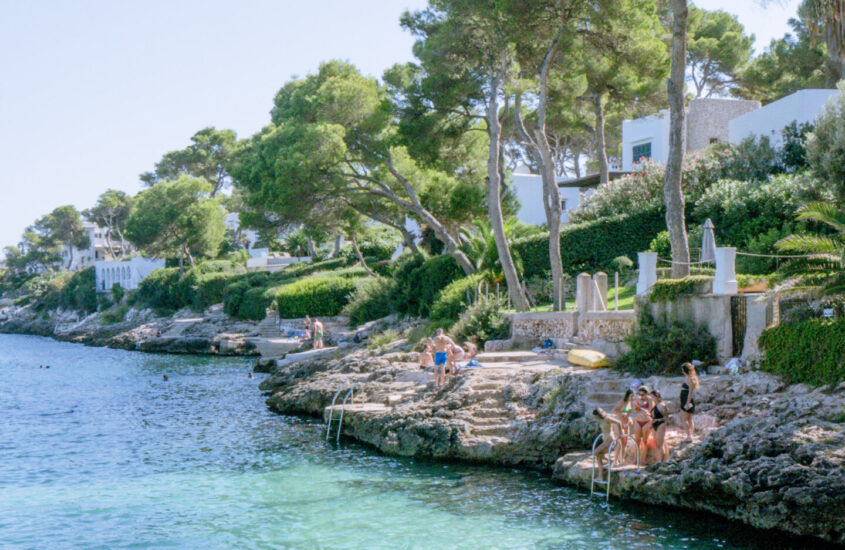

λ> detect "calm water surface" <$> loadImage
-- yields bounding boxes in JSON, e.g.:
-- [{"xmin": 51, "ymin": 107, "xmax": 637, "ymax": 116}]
[{"xmin": 0, "ymin": 334, "xmax": 822, "ymax": 549}]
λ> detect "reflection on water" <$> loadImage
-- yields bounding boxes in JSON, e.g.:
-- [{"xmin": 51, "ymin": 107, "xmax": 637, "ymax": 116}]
[{"xmin": 0, "ymin": 334, "xmax": 827, "ymax": 549}]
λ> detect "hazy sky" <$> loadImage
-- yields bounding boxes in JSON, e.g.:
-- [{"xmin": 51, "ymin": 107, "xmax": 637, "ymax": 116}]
[{"xmin": 0, "ymin": 0, "xmax": 801, "ymax": 251}]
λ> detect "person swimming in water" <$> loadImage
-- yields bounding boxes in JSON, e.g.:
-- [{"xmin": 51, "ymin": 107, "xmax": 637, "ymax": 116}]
[{"xmin": 163, "ymin": 374, "xmax": 168, "ymax": 381}]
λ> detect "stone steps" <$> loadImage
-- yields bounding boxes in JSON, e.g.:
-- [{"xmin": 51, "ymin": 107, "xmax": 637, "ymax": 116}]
[
  {"xmin": 472, "ymin": 407, "xmax": 510, "ymax": 418},
  {"xmin": 475, "ymin": 351, "xmax": 545, "ymax": 363},
  {"xmin": 472, "ymin": 424, "xmax": 515, "ymax": 436},
  {"xmin": 466, "ymin": 389, "xmax": 501, "ymax": 401},
  {"xmin": 469, "ymin": 416, "xmax": 512, "ymax": 426}
]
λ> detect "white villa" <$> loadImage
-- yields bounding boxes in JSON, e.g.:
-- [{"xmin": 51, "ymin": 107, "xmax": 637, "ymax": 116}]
[
  {"xmin": 60, "ymin": 222, "xmax": 127, "ymax": 271},
  {"xmin": 620, "ymin": 89, "xmax": 841, "ymax": 171},
  {"xmin": 511, "ymin": 166, "xmax": 583, "ymax": 226},
  {"xmin": 95, "ymin": 257, "xmax": 165, "ymax": 293}
]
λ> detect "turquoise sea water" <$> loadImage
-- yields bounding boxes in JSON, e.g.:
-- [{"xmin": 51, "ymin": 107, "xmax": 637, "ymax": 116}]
[{"xmin": 0, "ymin": 334, "xmax": 825, "ymax": 549}]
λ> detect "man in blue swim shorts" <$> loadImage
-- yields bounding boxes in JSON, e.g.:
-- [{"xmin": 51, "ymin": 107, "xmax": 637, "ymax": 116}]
[{"xmin": 432, "ymin": 328, "xmax": 457, "ymax": 387}]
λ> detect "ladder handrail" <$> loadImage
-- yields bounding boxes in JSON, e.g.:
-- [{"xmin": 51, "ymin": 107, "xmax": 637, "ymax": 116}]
[
  {"xmin": 336, "ymin": 385, "xmax": 357, "ymax": 444},
  {"xmin": 589, "ymin": 431, "xmax": 642, "ymax": 501},
  {"xmin": 325, "ymin": 383, "xmax": 358, "ymax": 442}
]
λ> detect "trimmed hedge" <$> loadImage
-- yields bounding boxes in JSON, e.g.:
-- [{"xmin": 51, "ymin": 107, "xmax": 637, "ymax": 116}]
[
  {"xmin": 134, "ymin": 268, "xmax": 198, "ymax": 311},
  {"xmin": 194, "ymin": 272, "xmax": 236, "ymax": 309},
  {"xmin": 430, "ymin": 273, "xmax": 485, "ymax": 323},
  {"xmin": 275, "ymin": 276, "xmax": 358, "ymax": 318},
  {"xmin": 512, "ymin": 207, "xmax": 666, "ymax": 279},
  {"xmin": 223, "ymin": 272, "xmax": 272, "ymax": 318},
  {"xmin": 392, "ymin": 254, "xmax": 465, "ymax": 317},
  {"xmin": 648, "ymin": 276, "xmax": 713, "ymax": 303},
  {"xmin": 238, "ymin": 286, "xmax": 278, "ymax": 320},
  {"xmin": 759, "ymin": 319, "xmax": 845, "ymax": 386}
]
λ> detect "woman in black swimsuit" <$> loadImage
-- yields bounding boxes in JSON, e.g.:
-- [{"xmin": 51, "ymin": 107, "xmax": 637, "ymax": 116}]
[
  {"xmin": 650, "ymin": 389, "xmax": 669, "ymax": 462},
  {"xmin": 680, "ymin": 363, "xmax": 699, "ymax": 440}
]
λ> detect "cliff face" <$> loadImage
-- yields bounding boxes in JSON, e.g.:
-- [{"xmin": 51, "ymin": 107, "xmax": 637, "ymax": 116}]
[{"xmin": 260, "ymin": 348, "xmax": 845, "ymax": 545}]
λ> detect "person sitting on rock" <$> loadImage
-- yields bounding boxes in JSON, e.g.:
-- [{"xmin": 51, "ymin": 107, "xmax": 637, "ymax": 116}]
[
  {"xmin": 419, "ymin": 338, "xmax": 433, "ymax": 370},
  {"xmin": 632, "ymin": 385, "xmax": 653, "ymax": 467},
  {"xmin": 432, "ymin": 328, "xmax": 457, "ymax": 387},
  {"xmin": 591, "ymin": 408, "xmax": 623, "ymax": 481},
  {"xmin": 462, "ymin": 341, "xmax": 479, "ymax": 367},
  {"xmin": 680, "ymin": 362, "xmax": 699, "ymax": 440},
  {"xmin": 447, "ymin": 343, "xmax": 466, "ymax": 375},
  {"xmin": 611, "ymin": 389, "xmax": 634, "ymax": 465},
  {"xmin": 650, "ymin": 389, "xmax": 669, "ymax": 462}
]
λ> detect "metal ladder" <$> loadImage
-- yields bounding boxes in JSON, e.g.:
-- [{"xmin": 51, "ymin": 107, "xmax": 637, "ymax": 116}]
[
  {"xmin": 589, "ymin": 433, "xmax": 640, "ymax": 501},
  {"xmin": 325, "ymin": 383, "xmax": 358, "ymax": 444}
]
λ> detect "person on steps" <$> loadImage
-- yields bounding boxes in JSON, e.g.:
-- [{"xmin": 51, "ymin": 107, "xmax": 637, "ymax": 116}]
[
  {"xmin": 612, "ymin": 389, "xmax": 634, "ymax": 465},
  {"xmin": 312, "ymin": 318, "xmax": 324, "ymax": 350},
  {"xmin": 432, "ymin": 328, "xmax": 457, "ymax": 387},
  {"xmin": 591, "ymin": 408, "xmax": 623, "ymax": 481},
  {"xmin": 680, "ymin": 362, "xmax": 699, "ymax": 440},
  {"xmin": 632, "ymin": 385, "xmax": 653, "ymax": 467},
  {"xmin": 650, "ymin": 389, "xmax": 669, "ymax": 462},
  {"xmin": 419, "ymin": 339, "xmax": 433, "ymax": 370}
]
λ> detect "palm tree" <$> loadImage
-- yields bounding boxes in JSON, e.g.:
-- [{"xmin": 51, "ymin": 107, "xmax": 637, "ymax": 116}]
[{"xmin": 776, "ymin": 202, "xmax": 845, "ymax": 295}]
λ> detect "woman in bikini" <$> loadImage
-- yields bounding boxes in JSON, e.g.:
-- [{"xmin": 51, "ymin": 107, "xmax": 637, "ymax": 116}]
[
  {"xmin": 631, "ymin": 385, "xmax": 653, "ymax": 467},
  {"xmin": 591, "ymin": 408, "xmax": 624, "ymax": 481},
  {"xmin": 680, "ymin": 362, "xmax": 699, "ymax": 439},
  {"xmin": 650, "ymin": 389, "xmax": 669, "ymax": 462},
  {"xmin": 611, "ymin": 389, "xmax": 634, "ymax": 465}
]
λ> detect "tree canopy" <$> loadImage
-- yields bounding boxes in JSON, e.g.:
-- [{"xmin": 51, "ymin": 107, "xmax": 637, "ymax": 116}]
[{"xmin": 687, "ymin": 6, "xmax": 755, "ymax": 97}]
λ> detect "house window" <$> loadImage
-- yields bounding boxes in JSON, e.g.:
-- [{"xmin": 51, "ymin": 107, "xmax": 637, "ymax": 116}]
[
  {"xmin": 560, "ymin": 199, "xmax": 567, "ymax": 211},
  {"xmin": 709, "ymin": 137, "xmax": 721, "ymax": 144},
  {"xmin": 632, "ymin": 142, "xmax": 652, "ymax": 162}
]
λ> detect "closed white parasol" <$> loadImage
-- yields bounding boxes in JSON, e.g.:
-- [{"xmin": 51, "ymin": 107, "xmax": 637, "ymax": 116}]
[{"xmin": 701, "ymin": 218, "xmax": 717, "ymax": 263}]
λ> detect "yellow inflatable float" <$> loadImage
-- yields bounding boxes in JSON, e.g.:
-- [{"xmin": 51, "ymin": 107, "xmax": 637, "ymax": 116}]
[{"xmin": 567, "ymin": 349, "xmax": 610, "ymax": 368}]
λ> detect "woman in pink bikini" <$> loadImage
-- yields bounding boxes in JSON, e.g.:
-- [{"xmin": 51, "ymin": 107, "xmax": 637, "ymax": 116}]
[{"xmin": 631, "ymin": 385, "xmax": 653, "ymax": 466}]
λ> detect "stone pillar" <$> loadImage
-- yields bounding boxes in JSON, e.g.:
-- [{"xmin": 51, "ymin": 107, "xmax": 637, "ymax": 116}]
[
  {"xmin": 636, "ymin": 252, "xmax": 658, "ymax": 295},
  {"xmin": 592, "ymin": 272, "xmax": 608, "ymax": 311},
  {"xmin": 714, "ymin": 247, "xmax": 738, "ymax": 295},
  {"xmin": 576, "ymin": 272, "xmax": 593, "ymax": 312}
]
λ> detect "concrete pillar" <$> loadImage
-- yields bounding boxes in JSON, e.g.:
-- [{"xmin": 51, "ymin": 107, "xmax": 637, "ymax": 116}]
[
  {"xmin": 576, "ymin": 273, "xmax": 593, "ymax": 312},
  {"xmin": 714, "ymin": 247, "xmax": 738, "ymax": 295},
  {"xmin": 636, "ymin": 252, "xmax": 658, "ymax": 295},
  {"xmin": 592, "ymin": 272, "xmax": 608, "ymax": 311}
]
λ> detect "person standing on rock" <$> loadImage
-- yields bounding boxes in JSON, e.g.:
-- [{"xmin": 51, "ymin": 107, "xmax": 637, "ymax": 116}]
[
  {"xmin": 591, "ymin": 408, "xmax": 623, "ymax": 481},
  {"xmin": 312, "ymin": 318, "xmax": 324, "ymax": 350},
  {"xmin": 650, "ymin": 389, "xmax": 669, "ymax": 462},
  {"xmin": 612, "ymin": 389, "xmax": 634, "ymax": 465},
  {"xmin": 632, "ymin": 386, "xmax": 653, "ymax": 467},
  {"xmin": 680, "ymin": 363, "xmax": 699, "ymax": 440},
  {"xmin": 432, "ymin": 328, "xmax": 457, "ymax": 387}
]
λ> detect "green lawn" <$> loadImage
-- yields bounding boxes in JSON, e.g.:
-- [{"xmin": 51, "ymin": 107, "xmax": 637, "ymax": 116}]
[{"xmin": 503, "ymin": 285, "xmax": 636, "ymax": 313}]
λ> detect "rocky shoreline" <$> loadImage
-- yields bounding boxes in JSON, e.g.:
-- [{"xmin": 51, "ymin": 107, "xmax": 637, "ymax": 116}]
[
  {"xmin": 259, "ymin": 346, "xmax": 845, "ymax": 545},
  {"xmin": 0, "ymin": 303, "xmax": 260, "ymax": 356}
]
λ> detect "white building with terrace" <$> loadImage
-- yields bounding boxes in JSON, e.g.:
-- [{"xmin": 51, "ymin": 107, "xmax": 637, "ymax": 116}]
[{"xmin": 95, "ymin": 257, "xmax": 165, "ymax": 293}]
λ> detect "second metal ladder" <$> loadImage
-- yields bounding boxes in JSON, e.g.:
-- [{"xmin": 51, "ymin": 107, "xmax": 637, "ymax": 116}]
[{"xmin": 325, "ymin": 383, "xmax": 358, "ymax": 444}]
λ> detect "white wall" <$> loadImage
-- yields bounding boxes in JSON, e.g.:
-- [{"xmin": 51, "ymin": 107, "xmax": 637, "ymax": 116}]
[
  {"xmin": 96, "ymin": 257, "xmax": 165, "ymax": 292},
  {"xmin": 621, "ymin": 110, "xmax": 670, "ymax": 171},
  {"xmin": 729, "ymin": 89, "xmax": 840, "ymax": 147},
  {"xmin": 511, "ymin": 169, "xmax": 582, "ymax": 226}
]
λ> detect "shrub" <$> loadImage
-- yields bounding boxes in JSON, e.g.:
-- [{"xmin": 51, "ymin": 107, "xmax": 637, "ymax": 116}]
[
  {"xmin": 134, "ymin": 268, "xmax": 198, "ymax": 312},
  {"xmin": 806, "ymin": 82, "xmax": 845, "ymax": 203},
  {"xmin": 513, "ymin": 207, "xmax": 666, "ymax": 279},
  {"xmin": 58, "ymin": 267, "xmax": 97, "ymax": 313},
  {"xmin": 238, "ymin": 286, "xmax": 277, "ymax": 320},
  {"xmin": 275, "ymin": 276, "xmax": 357, "ymax": 318},
  {"xmin": 648, "ymin": 276, "xmax": 713, "ymax": 303},
  {"xmin": 392, "ymin": 254, "xmax": 465, "ymax": 317},
  {"xmin": 342, "ymin": 277, "xmax": 396, "ymax": 326},
  {"xmin": 430, "ymin": 273, "xmax": 486, "ymax": 323},
  {"xmin": 101, "ymin": 304, "xmax": 129, "ymax": 325},
  {"xmin": 194, "ymin": 272, "xmax": 236, "ymax": 309},
  {"xmin": 196, "ymin": 259, "xmax": 245, "ymax": 274},
  {"xmin": 613, "ymin": 311, "xmax": 717, "ymax": 376},
  {"xmin": 449, "ymin": 295, "xmax": 511, "ymax": 345},
  {"xmin": 110, "ymin": 283, "xmax": 125, "ymax": 304},
  {"xmin": 368, "ymin": 328, "xmax": 401, "ymax": 350},
  {"xmin": 759, "ymin": 318, "xmax": 845, "ymax": 386},
  {"xmin": 223, "ymin": 272, "xmax": 270, "ymax": 317}
]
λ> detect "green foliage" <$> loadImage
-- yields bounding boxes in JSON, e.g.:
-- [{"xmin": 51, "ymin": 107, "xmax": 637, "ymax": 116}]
[
  {"xmin": 648, "ymin": 276, "xmax": 713, "ymax": 303},
  {"xmin": 429, "ymin": 273, "xmax": 486, "ymax": 323},
  {"xmin": 238, "ymin": 286, "xmax": 278, "ymax": 320},
  {"xmin": 391, "ymin": 254, "xmax": 464, "ymax": 317},
  {"xmin": 776, "ymin": 201, "xmax": 845, "ymax": 296},
  {"xmin": 194, "ymin": 272, "xmax": 234, "ymax": 309},
  {"xmin": 687, "ymin": 6, "xmax": 754, "ymax": 97},
  {"xmin": 368, "ymin": 329, "xmax": 401, "ymax": 350},
  {"xmin": 275, "ymin": 276, "xmax": 358, "ymax": 318},
  {"xmin": 134, "ymin": 268, "xmax": 198, "ymax": 312},
  {"xmin": 513, "ymin": 207, "xmax": 666, "ymax": 279},
  {"xmin": 613, "ymin": 312, "xmax": 717, "ymax": 376},
  {"xmin": 101, "ymin": 304, "xmax": 129, "ymax": 325},
  {"xmin": 59, "ymin": 267, "xmax": 98, "ymax": 314},
  {"xmin": 110, "ymin": 283, "xmax": 125, "ymax": 304},
  {"xmin": 222, "ymin": 272, "xmax": 270, "ymax": 317},
  {"xmin": 807, "ymin": 82, "xmax": 845, "ymax": 204},
  {"xmin": 342, "ymin": 277, "xmax": 397, "ymax": 326},
  {"xmin": 448, "ymin": 295, "xmax": 511, "ymax": 346},
  {"xmin": 759, "ymin": 319, "xmax": 845, "ymax": 386}
]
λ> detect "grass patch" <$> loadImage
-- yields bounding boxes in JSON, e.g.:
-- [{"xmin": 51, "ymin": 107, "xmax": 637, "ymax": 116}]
[{"xmin": 368, "ymin": 329, "xmax": 401, "ymax": 350}]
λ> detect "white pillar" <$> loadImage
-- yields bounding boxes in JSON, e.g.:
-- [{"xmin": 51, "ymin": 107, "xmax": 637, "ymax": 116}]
[
  {"xmin": 636, "ymin": 252, "xmax": 658, "ymax": 295},
  {"xmin": 714, "ymin": 247, "xmax": 738, "ymax": 295},
  {"xmin": 576, "ymin": 272, "xmax": 593, "ymax": 312},
  {"xmin": 592, "ymin": 272, "xmax": 608, "ymax": 311}
]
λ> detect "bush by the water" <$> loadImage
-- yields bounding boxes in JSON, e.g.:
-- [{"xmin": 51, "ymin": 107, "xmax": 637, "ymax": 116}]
[
  {"xmin": 392, "ymin": 253, "xmax": 464, "ymax": 317},
  {"xmin": 133, "ymin": 268, "xmax": 198, "ymax": 312},
  {"xmin": 275, "ymin": 276, "xmax": 357, "ymax": 318},
  {"xmin": 759, "ymin": 318, "xmax": 845, "ymax": 386},
  {"xmin": 449, "ymin": 295, "xmax": 511, "ymax": 345},
  {"xmin": 513, "ymin": 207, "xmax": 666, "ymax": 279},
  {"xmin": 429, "ymin": 273, "xmax": 486, "ymax": 323},
  {"xmin": 342, "ymin": 277, "xmax": 396, "ymax": 325},
  {"xmin": 613, "ymin": 311, "xmax": 717, "ymax": 376},
  {"xmin": 59, "ymin": 267, "xmax": 98, "ymax": 313}
]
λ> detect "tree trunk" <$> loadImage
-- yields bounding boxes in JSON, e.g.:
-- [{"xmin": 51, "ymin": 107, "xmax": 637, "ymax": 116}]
[
  {"xmin": 664, "ymin": 0, "xmax": 691, "ymax": 278},
  {"xmin": 66, "ymin": 242, "xmax": 73, "ymax": 270},
  {"xmin": 333, "ymin": 235, "xmax": 343, "ymax": 258},
  {"xmin": 824, "ymin": 0, "xmax": 845, "ymax": 80},
  {"xmin": 573, "ymin": 150, "xmax": 581, "ymax": 178},
  {"xmin": 306, "ymin": 236, "xmax": 316, "ymax": 257},
  {"xmin": 350, "ymin": 234, "xmax": 377, "ymax": 277},
  {"xmin": 593, "ymin": 94, "xmax": 609, "ymax": 184},
  {"xmin": 487, "ymin": 68, "xmax": 529, "ymax": 311},
  {"xmin": 115, "ymin": 226, "xmax": 127, "ymax": 258}
]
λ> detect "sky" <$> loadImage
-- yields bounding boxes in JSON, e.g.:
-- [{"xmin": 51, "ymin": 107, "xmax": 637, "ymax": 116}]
[{"xmin": 0, "ymin": 0, "xmax": 802, "ymax": 252}]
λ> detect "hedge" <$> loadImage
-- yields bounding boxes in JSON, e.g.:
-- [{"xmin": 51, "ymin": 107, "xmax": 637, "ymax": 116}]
[
  {"xmin": 134, "ymin": 268, "xmax": 198, "ymax": 311},
  {"xmin": 512, "ymin": 207, "xmax": 666, "ymax": 279},
  {"xmin": 342, "ymin": 277, "xmax": 396, "ymax": 326},
  {"xmin": 430, "ymin": 273, "xmax": 486, "ymax": 323},
  {"xmin": 759, "ymin": 319, "xmax": 845, "ymax": 386},
  {"xmin": 194, "ymin": 272, "xmax": 237, "ymax": 309},
  {"xmin": 238, "ymin": 285, "xmax": 279, "ymax": 320},
  {"xmin": 392, "ymin": 254, "xmax": 465, "ymax": 317},
  {"xmin": 648, "ymin": 276, "xmax": 713, "ymax": 303},
  {"xmin": 56, "ymin": 267, "xmax": 98, "ymax": 313},
  {"xmin": 223, "ymin": 272, "xmax": 271, "ymax": 318},
  {"xmin": 275, "ymin": 276, "xmax": 358, "ymax": 318}
]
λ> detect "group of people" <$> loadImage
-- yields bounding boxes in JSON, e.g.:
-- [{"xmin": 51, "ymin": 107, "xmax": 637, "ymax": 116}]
[
  {"xmin": 592, "ymin": 362, "xmax": 700, "ymax": 479},
  {"xmin": 418, "ymin": 328, "xmax": 478, "ymax": 387},
  {"xmin": 299, "ymin": 315, "xmax": 324, "ymax": 349}
]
